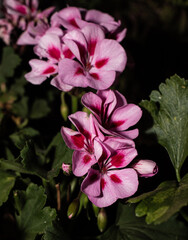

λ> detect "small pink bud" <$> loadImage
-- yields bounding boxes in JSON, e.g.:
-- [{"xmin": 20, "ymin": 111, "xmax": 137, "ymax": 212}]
[
  {"xmin": 133, "ymin": 160, "xmax": 158, "ymax": 177},
  {"xmin": 62, "ymin": 163, "xmax": 71, "ymax": 175}
]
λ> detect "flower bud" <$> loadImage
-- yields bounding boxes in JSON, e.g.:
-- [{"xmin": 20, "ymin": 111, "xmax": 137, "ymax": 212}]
[
  {"xmin": 92, "ymin": 203, "xmax": 99, "ymax": 217},
  {"xmin": 97, "ymin": 208, "xmax": 107, "ymax": 232},
  {"xmin": 67, "ymin": 198, "xmax": 80, "ymax": 219},
  {"xmin": 133, "ymin": 159, "xmax": 158, "ymax": 177},
  {"xmin": 62, "ymin": 163, "xmax": 71, "ymax": 175}
]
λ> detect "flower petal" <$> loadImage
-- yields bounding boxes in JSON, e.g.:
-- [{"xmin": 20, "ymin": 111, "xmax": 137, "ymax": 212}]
[
  {"xmin": 109, "ymin": 104, "xmax": 142, "ymax": 131},
  {"xmin": 92, "ymin": 39, "xmax": 126, "ymax": 72},
  {"xmin": 61, "ymin": 127, "xmax": 85, "ymax": 150},
  {"xmin": 81, "ymin": 168, "xmax": 101, "ymax": 197},
  {"xmin": 25, "ymin": 59, "xmax": 57, "ymax": 84},
  {"xmin": 72, "ymin": 151, "xmax": 97, "ymax": 176}
]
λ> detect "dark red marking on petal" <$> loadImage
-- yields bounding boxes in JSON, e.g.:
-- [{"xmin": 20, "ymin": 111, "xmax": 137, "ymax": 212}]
[
  {"xmin": 75, "ymin": 67, "xmax": 84, "ymax": 76},
  {"xmin": 43, "ymin": 66, "xmax": 56, "ymax": 74},
  {"xmin": 110, "ymin": 152, "xmax": 125, "ymax": 167},
  {"xmin": 88, "ymin": 39, "xmax": 97, "ymax": 56},
  {"xmin": 110, "ymin": 120, "xmax": 125, "ymax": 128},
  {"xmin": 89, "ymin": 173, "xmax": 98, "ymax": 183},
  {"xmin": 90, "ymin": 72, "xmax": 99, "ymax": 80},
  {"xmin": 95, "ymin": 58, "xmax": 109, "ymax": 69},
  {"xmin": 110, "ymin": 174, "xmax": 122, "ymax": 183},
  {"xmin": 101, "ymin": 178, "xmax": 106, "ymax": 190},
  {"xmin": 83, "ymin": 155, "xmax": 92, "ymax": 164},
  {"xmin": 71, "ymin": 134, "xmax": 85, "ymax": 149},
  {"xmin": 48, "ymin": 46, "xmax": 61, "ymax": 60},
  {"xmin": 63, "ymin": 48, "xmax": 74, "ymax": 59},
  {"xmin": 16, "ymin": 5, "xmax": 27, "ymax": 15},
  {"xmin": 69, "ymin": 18, "xmax": 79, "ymax": 28}
]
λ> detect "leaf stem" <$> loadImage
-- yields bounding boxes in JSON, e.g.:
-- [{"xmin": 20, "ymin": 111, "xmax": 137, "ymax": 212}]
[{"xmin": 176, "ymin": 169, "xmax": 181, "ymax": 183}]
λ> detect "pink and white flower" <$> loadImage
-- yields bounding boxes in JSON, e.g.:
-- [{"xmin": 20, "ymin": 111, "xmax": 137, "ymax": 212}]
[
  {"xmin": 82, "ymin": 90, "xmax": 142, "ymax": 139},
  {"xmin": 53, "ymin": 24, "xmax": 126, "ymax": 90},
  {"xmin": 0, "ymin": 19, "xmax": 13, "ymax": 45},
  {"xmin": 61, "ymin": 111, "xmax": 104, "ymax": 177},
  {"xmin": 81, "ymin": 141, "xmax": 138, "ymax": 207}
]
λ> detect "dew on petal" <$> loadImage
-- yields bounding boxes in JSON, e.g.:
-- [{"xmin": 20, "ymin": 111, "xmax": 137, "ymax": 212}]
[
  {"xmin": 48, "ymin": 46, "xmax": 61, "ymax": 60},
  {"xmin": 71, "ymin": 134, "xmax": 85, "ymax": 148},
  {"xmin": 43, "ymin": 66, "xmax": 56, "ymax": 74},
  {"xmin": 95, "ymin": 58, "xmax": 108, "ymax": 69},
  {"xmin": 110, "ymin": 174, "xmax": 122, "ymax": 183},
  {"xmin": 83, "ymin": 155, "xmax": 92, "ymax": 164}
]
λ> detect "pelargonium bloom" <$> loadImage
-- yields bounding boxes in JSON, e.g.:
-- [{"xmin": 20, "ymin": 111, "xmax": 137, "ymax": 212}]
[
  {"xmin": 51, "ymin": 6, "xmax": 126, "ymax": 42},
  {"xmin": 132, "ymin": 159, "xmax": 158, "ymax": 177},
  {"xmin": 0, "ymin": 19, "xmax": 13, "ymax": 45},
  {"xmin": 61, "ymin": 111, "xmax": 105, "ymax": 177},
  {"xmin": 53, "ymin": 24, "xmax": 126, "ymax": 90},
  {"xmin": 81, "ymin": 141, "xmax": 138, "ymax": 207},
  {"xmin": 82, "ymin": 89, "xmax": 142, "ymax": 139}
]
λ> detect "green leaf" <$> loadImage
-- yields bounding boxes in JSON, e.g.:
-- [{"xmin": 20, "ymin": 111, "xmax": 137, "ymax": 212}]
[
  {"xmin": 128, "ymin": 173, "xmax": 188, "ymax": 224},
  {"xmin": 140, "ymin": 74, "xmax": 188, "ymax": 181},
  {"xmin": 12, "ymin": 96, "xmax": 28, "ymax": 118},
  {"xmin": 46, "ymin": 133, "xmax": 73, "ymax": 180},
  {"xmin": 42, "ymin": 221, "xmax": 71, "ymax": 240},
  {"xmin": 100, "ymin": 204, "xmax": 188, "ymax": 240},
  {"xmin": 20, "ymin": 140, "xmax": 47, "ymax": 179},
  {"xmin": 0, "ymin": 47, "xmax": 21, "ymax": 83},
  {"xmin": 0, "ymin": 170, "xmax": 15, "ymax": 206},
  {"xmin": 15, "ymin": 183, "xmax": 56, "ymax": 240},
  {"xmin": 30, "ymin": 99, "xmax": 51, "ymax": 119},
  {"xmin": 9, "ymin": 127, "xmax": 39, "ymax": 149}
]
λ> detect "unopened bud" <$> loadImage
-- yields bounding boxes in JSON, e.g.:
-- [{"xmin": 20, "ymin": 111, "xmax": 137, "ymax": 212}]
[
  {"xmin": 97, "ymin": 208, "xmax": 107, "ymax": 232},
  {"xmin": 62, "ymin": 163, "xmax": 71, "ymax": 175},
  {"xmin": 133, "ymin": 159, "xmax": 158, "ymax": 177},
  {"xmin": 61, "ymin": 92, "xmax": 69, "ymax": 121},
  {"xmin": 67, "ymin": 198, "xmax": 80, "ymax": 219},
  {"xmin": 92, "ymin": 203, "xmax": 99, "ymax": 217}
]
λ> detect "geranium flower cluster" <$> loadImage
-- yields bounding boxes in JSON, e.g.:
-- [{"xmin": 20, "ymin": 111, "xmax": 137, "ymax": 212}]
[
  {"xmin": 62, "ymin": 90, "xmax": 158, "ymax": 207},
  {"xmin": 0, "ymin": 2, "xmax": 158, "ymax": 207},
  {"xmin": 0, "ymin": 0, "xmax": 54, "ymax": 45}
]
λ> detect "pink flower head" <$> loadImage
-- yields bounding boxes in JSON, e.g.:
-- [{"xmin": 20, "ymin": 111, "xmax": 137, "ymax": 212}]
[
  {"xmin": 132, "ymin": 160, "xmax": 158, "ymax": 177},
  {"xmin": 82, "ymin": 90, "xmax": 142, "ymax": 139},
  {"xmin": 81, "ymin": 141, "xmax": 138, "ymax": 207},
  {"xmin": 61, "ymin": 111, "xmax": 104, "ymax": 177},
  {"xmin": 3, "ymin": 0, "xmax": 39, "ymax": 17},
  {"xmin": 51, "ymin": 7, "xmax": 126, "ymax": 42},
  {"xmin": 53, "ymin": 24, "xmax": 126, "ymax": 90},
  {"xmin": 0, "ymin": 18, "xmax": 13, "ymax": 45}
]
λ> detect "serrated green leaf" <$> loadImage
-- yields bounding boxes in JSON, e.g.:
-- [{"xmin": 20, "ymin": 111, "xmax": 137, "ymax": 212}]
[
  {"xmin": 15, "ymin": 183, "xmax": 56, "ymax": 240},
  {"xmin": 20, "ymin": 140, "xmax": 47, "ymax": 179},
  {"xmin": 0, "ymin": 170, "xmax": 15, "ymax": 206},
  {"xmin": 0, "ymin": 47, "xmax": 21, "ymax": 83},
  {"xmin": 100, "ymin": 204, "xmax": 188, "ymax": 240},
  {"xmin": 46, "ymin": 133, "xmax": 73, "ymax": 180},
  {"xmin": 10, "ymin": 127, "xmax": 39, "ymax": 149},
  {"xmin": 128, "ymin": 173, "xmax": 188, "ymax": 224},
  {"xmin": 140, "ymin": 74, "xmax": 188, "ymax": 180},
  {"xmin": 30, "ymin": 99, "xmax": 50, "ymax": 119}
]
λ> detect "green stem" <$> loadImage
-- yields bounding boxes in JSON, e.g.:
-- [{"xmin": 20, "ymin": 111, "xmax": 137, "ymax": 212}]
[
  {"xmin": 71, "ymin": 95, "xmax": 78, "ymax": 113},
  {"xmin": 176, "ymin": 169, "xmax": 181, "ymax": 183}
]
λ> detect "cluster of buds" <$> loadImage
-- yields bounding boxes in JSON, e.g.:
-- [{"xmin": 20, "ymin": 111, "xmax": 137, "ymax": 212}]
[{"xmin": 0, "ymin": 2, "xmax": 158, "ymax": 208}]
